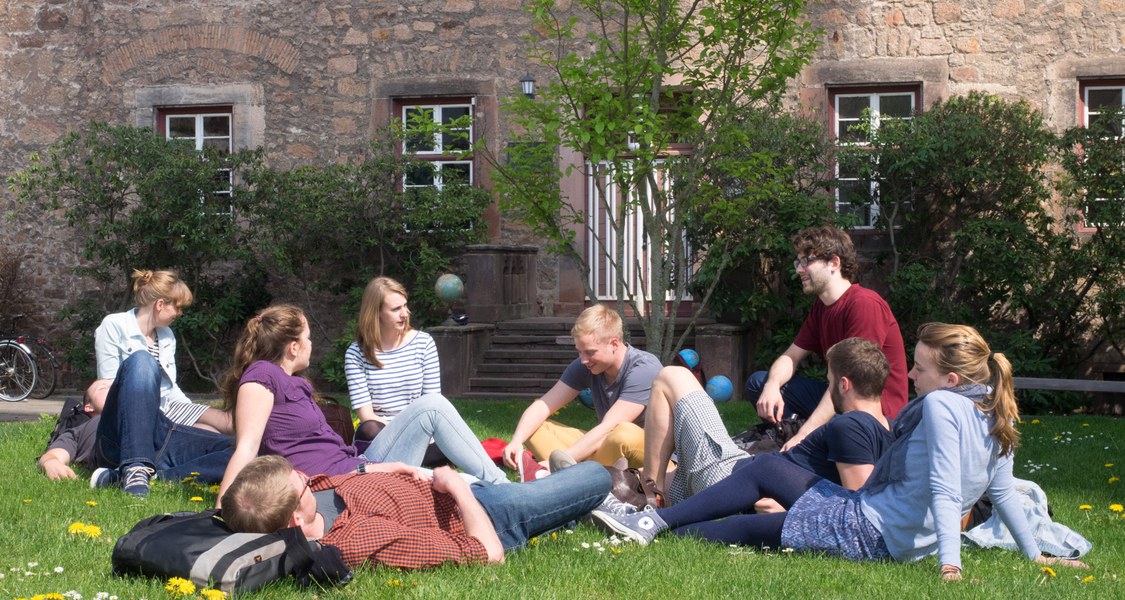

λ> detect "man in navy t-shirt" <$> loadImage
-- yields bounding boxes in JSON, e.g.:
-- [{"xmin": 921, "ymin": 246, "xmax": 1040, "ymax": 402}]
[{"xmin": 643, "ymin": 337, "xmax": 892, "ymax": 506}]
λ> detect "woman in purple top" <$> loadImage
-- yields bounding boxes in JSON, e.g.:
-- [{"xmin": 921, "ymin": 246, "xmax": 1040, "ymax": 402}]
[{"xmin": 216, "ymin": 304, "xmax": 506, "ymax": 505}]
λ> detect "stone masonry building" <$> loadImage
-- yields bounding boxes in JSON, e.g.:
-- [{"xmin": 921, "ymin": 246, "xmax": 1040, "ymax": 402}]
[{"xmin": 2, "ymin": 1, "xmax": 1124, "ymax": 376}]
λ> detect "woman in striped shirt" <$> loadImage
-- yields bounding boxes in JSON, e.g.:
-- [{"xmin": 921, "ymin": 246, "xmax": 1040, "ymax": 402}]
[{"xmin": 344, "ymin": 277, "xmax": 445, "ymax": 463}]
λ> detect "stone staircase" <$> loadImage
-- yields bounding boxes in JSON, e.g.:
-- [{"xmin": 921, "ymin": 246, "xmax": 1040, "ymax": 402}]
[{"xmin": 459, "ymin": 317, "xmax": 700, "ymax": 400}]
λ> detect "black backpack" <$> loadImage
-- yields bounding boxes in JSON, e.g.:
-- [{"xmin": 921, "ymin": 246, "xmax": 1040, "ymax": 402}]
[
  {"xmin": 45, "ymin": 396, "xmax": 92, "ymax": 451},
  {"xmin": 112, "ymin": 509, "xmax": 351, "ymax": 595}
]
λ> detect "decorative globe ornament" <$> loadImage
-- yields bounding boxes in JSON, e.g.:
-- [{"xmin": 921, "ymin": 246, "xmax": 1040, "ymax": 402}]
[
  {"xmin": 435, "ymin": 273, "xmax": 465, "ymax": 303},
  {"xmin": 435, "ymin": 273, "xmax": 467, "ymax": 326},
  {"xmin": 705, "ymin": 375, "xmax": 733, "ymax": 402}
]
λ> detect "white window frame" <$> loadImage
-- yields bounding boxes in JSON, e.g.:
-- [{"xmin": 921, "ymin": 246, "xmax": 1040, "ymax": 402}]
[
  {"xmin": 1081, "ymin": 83, "xmax": 1125, "ymax": 228},
  {"xmin": 832, "ymin": 89, "xmax": 917, "ymax": 228},
  {"xmin": 400, "ymin": 102, "xmax": 475, "ymax": 189},
  {"xmin": 403, "ymin": 160, "xmax": 474, "ymax": 191},
  {"xmin": 162, "ymin": 109, "xmax": 234, "ymax": 215}
]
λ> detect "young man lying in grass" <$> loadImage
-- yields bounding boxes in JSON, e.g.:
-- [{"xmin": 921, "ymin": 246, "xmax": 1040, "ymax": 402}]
[{"xmin": 220, "ymin": 455, "xmax": 611, "ymax": 569}]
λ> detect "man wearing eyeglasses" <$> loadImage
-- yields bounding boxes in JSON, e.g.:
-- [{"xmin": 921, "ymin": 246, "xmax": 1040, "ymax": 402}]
[
  {"xmin": 745, "ymin": 225, "xmax": 908, "ymax": 450},
  {"xmin": 221, "ymin": 455, "xmax": 611, "ymax": 569}
]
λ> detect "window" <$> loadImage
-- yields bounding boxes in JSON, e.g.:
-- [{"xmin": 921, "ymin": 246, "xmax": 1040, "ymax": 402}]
[
  {"xmin": 156, "ymin": 106, "xmax": 234, "ymax": 214},
  {"xmin": 831, "ymin": 87, "xmax": 919, "ymax": 227},
  {"xmin": 1080, "ymin": 81, "xmax": 1125, "ymax": 228},
  {"xmin": 400, "ymin": 100, "xmax": 474, "ymax": 190}
]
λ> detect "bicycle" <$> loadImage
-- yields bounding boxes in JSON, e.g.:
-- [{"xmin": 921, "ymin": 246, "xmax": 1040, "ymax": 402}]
[
  {"xmin": 2, "ymin": 314, "xmax": 59, "ymax": 400},
  {"xmin": 0, "ymin": 337, "xmax": 36, "ymax": 402}
]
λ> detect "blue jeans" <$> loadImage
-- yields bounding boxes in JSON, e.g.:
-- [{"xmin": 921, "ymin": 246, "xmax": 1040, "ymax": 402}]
[
  {"xmin": 743, "ymin": 371, "xmax": 827, "ymax": 420},
  {"xmin": 472, "ymin": 461, "xmax": 611, "ymax": 551},
  {"xmin": 362, "ymin": 393, "xmax": 508, "ymax": 484},
  {"xmin": 95, "ymin": 352, "xmax": 233, "ymax": 482}
]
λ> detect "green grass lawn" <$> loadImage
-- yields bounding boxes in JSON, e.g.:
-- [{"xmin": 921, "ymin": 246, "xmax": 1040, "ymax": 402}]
[{"xmin": 1, "ymin": 399, "xmax": 1122, "ymax": 599}]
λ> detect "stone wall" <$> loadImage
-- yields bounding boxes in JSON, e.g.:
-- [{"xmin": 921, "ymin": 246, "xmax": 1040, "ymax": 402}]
[
  {"xmin": 0, "ymin": 0, "xmax": 560, "ymax": 360},
  {"xmin": 3, "ymin": 1, "xmax": 1125, "ymax": 381}
]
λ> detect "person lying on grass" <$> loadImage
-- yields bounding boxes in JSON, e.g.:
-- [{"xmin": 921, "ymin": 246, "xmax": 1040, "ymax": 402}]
[
  {"xmin": 215, "ymin": 304, "xmax": 509, "ymax": 507},
  {"xmin": 639, "ymin": 337, "xmax": 892, "ymax": 509},
  {"xmin": 220, "ymin": 454, "xmax": 611, "ymax": 569},
  {"xmin": 591, "ymin": 323, "xmax": 1090, "ymax": 580},
  {"xmin": 38, "ymin": 354, "xmax": 232, "ymax": 497}
]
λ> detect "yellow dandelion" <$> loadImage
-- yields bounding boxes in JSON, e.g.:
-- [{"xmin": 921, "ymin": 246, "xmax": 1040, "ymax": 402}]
[
  {"xmin": 68, "ymin": 521, "xmax": 87, "ymax": 534},
  {"xmin": 1109, "ymin": 476, "xmax": 1120, "ymax": 484},
  {"xmin": 529, "ymin": 537, "xmax": 539, "ymax": 545},
  {"xmin": 1041, "ymin": 565, "xmax": 1056, "ymax": 577},
  {"xmin": 1079, "ymin": 504, "xmax": 1093, "ymax": 511},
  {"xmin": 190, "ymin": 496, "xmax": 204, "ymax": 503},
  {"xmin": 387, "ymin": 578, "xmax": 402, "ymax": 588},
  {"xmin": 1030, "ymin": 419, "xmax": 1040, "ymax": 424},
  {"xmin": 353, "ymin": 417, "xmax": 361, "ymax": 429},
  {"xmin": 1107, "ymin": 463, "xmax": 1115, "ymax": 468},
  {"xmin": 83, "ymin": 523, "xmax": 103, "ymax": 537},
  {"xmin": 180, "ymin": 476, "xmax": 195, "ymax": 484},
  {"xmin": 86, "ymin": 500, "xmax": 97, "ymax": 506},
  {"xmin": 22, "ymin": 498, "xmax": 32, "ymax": 504},
  {"xmin": 551, "ymin": 531, "xmax": 557, "ymax": 540},
  {"xmin": 1110, "ymin": 504, "xmax": 1123, "ymax": 513},
  {"xmin": 1082, "ymin": 423, "xmax": 1089, "ymax": 427},
  {"xmin": 190, "ymin": 471, "xmax": 200, "ymax": 476},
  {"xmin": 208, "ymin": 484, "xmax": 221, "ymax": 494},
  {"xmin": 1080, "ymin": 575, "xmax": 1095, "ymax": 584},
  {"xmin": 165, "ymin": 576, "xmax": 196, "ymax": 596},
  {"xmin": 200, "ymin": 588, "xmax": 226, "ymax": 600},
  {"xmin": 610, "ymin": 545, "xmax": 622, "ymax": 554}
]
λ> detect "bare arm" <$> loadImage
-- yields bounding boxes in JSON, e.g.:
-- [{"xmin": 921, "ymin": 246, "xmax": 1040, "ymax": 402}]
[
  {"xmin": 194, "ymin": 407, "xmax": 234, "ymax": 435},
  {"xmin": 503, "ymin": 380, "xmax": 579, "ymax": 468},
  {"xmin": 215, "ymin": 383, "xmax": 273, "ymax": 507},
  {"xmin": 781, "ymin": 389, "xmax": 834, "ymax": 451},
  {"xmin": 38, "ymin": 448, "xmax": 77, "ymax": 480},
  {"xmin": 355, "ymin": 404, "xmax": 379, "ymax": 423},
  {"xmin": 564, "ymin": 399, "xmax": 644, "ymax": 462},
  {"xmin": 432, "ymin": 466, "xmax": 504, "ymax": 563},
  {"xmin": 836, "ymin": 462, "xmax": 875, "ymax": 491},
  {"xmin": 756, "ymin": 344, "xmax": 811, "ymax": 424}
]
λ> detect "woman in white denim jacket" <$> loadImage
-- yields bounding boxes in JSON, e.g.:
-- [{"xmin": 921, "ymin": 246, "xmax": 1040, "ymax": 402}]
[{"xmin": 88, "ymin": 269, "xmax": 231, "ymax": 434}]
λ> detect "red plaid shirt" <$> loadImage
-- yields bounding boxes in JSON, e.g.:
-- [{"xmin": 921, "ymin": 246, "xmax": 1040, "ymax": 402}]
[{"xmin": 310, "ymin": 471, "xmax": 488, "ymax": 569}]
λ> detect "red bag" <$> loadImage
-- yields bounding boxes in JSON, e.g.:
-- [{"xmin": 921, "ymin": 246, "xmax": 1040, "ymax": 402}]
[{"xmin": 480, "ymin": 438, "xmax": 508, "ymax": 466}]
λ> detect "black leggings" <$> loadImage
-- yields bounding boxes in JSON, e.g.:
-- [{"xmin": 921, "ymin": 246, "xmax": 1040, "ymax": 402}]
[{"xmin": 658, "ymin": 453, "xmax": 822, "ymax": 547}]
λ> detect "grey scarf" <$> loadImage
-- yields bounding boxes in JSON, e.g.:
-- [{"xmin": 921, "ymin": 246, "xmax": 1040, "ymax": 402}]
[{"xmin": 863, "ymin": 384, "xmax": 990, "ymax": 495}]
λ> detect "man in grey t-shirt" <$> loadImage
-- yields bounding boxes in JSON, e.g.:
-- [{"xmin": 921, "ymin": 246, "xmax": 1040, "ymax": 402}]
[{"xmin": 503, "ymin": 305, "xmax": 662, "ymax": 478}]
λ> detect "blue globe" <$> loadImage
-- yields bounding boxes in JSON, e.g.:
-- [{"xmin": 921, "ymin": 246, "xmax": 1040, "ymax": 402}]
[
  {"xmin": 578, "ymin": 388, "xmax": 594, "ymax": 408},
  {"xmin": 705, "ymin": 375, "xmax": 733, "ymax": 402},
  {"xmin": 435, "ymin": 273, "xmax": 465, "ymax": 303},
  {"xmin": 677, "ymin": 348, "xmax": 700, "ymax": 369}
]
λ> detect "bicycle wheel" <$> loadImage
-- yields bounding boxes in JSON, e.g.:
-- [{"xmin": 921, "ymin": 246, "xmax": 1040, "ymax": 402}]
[
  {"xmin": 0, "ymin": 341, "xmax": 37, "ymax": 402},
  {"xmin": 29, "ymin": 340, "xmax": 57, "ymax": 399}
]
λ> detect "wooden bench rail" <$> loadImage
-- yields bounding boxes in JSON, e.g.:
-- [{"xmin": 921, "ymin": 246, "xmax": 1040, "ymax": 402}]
[{"xmin": 1013, "ymin": 377, "xmax": 1125, "ymax": 394}]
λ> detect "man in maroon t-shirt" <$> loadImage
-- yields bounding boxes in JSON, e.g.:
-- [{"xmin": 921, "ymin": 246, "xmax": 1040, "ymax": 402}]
[{"xmin": 744, "ymin": 226, "xmax": 908, "ymax": 449}]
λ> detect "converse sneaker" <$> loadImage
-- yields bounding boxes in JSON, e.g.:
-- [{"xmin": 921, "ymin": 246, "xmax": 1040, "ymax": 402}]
[
  {"xmin": 595, "ymin": 492, "xmax": 639, "ymax": 517},
  {"xmin": 548, "ymin": 449, "xmax": 578, "ymax": 473},
  {"xmin": 122, "ymin": 464, "xmax": 156, "ymax": 498},
  {"xmin": 89, "ymin": 467, "xmax": 120, "ymax": 489},
  {"xmin": 518, "ymin": 450, "xmax": 549, "ymax": 482},
  {"xmin": 589, "ymin": 508, "xmax": 667, "ymax": 545}
]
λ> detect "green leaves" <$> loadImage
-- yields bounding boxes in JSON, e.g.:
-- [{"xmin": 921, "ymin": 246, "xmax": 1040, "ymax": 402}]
[{"xmin": 497, "ymin": 0, "xmax": 821, "ymax": 360}]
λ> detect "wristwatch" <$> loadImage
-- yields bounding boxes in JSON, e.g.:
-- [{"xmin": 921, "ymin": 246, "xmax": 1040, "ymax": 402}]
[{"xmin": 356, "ymin": 462, "xmax": 370, "ymax": 474}]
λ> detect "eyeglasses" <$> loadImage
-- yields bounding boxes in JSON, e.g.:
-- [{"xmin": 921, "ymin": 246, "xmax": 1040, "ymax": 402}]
[
  {"xmin": 295, "ymin": 470, "xmax": 312, "ymax": 501},
  {"xmin": 793, "ymin": 255, "xmax": 829, "ymax": 270}
]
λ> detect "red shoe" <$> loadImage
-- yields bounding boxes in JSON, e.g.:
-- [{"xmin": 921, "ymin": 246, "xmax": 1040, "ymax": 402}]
[{"xmin": 518, "ymin": 450, "xmax": 548, "ymax": 482}]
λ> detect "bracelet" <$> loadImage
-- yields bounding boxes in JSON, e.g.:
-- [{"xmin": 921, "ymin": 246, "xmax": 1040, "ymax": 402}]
[{"xmin": 940, "ymin": 565, "xmax": 962, "ymax": 576}]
